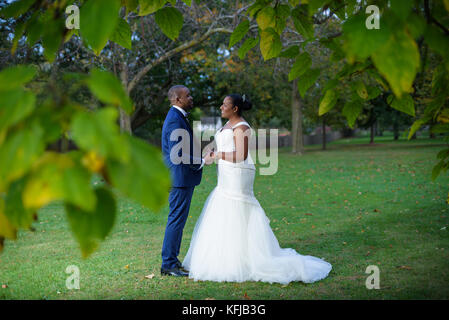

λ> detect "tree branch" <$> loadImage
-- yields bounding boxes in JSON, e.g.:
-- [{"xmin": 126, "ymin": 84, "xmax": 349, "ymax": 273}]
[
  {"xmin": 424, "ymin": 0, "xmax": 449, "ymax": 36},
  {"xmin": 127, "ymin": 27, "xmax": 232, "ymax": 94}
]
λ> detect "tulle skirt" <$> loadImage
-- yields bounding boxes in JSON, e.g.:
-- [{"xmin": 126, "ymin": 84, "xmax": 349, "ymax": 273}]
[{"xmin": 182, "ymin": 162, "xmax": 332, "ymax": 284}]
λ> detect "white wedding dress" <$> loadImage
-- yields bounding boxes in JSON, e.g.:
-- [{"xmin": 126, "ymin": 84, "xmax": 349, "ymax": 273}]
[{"xmin": 182, "ymin": 121, "xmax": 332, "ymax": 284}]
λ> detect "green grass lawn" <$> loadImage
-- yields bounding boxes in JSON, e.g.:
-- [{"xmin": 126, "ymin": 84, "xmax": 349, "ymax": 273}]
[{"xmin": 1, "ymin": 134, "xmax": 448, "ymax": 300}]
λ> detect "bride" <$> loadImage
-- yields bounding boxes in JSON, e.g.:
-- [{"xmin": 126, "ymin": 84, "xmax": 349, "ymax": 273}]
[{"xmin": 182, "ymin": 94, "xmax": 332, "ymax": 284}]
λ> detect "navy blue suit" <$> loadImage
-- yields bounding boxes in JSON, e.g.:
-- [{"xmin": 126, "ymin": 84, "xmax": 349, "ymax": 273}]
[{"xmin": 161, "ymin": 106, "xmax": 202, "ymax": 269}]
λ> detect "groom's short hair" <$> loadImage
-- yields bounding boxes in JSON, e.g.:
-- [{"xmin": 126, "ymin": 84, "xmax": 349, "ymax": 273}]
[{"xmin": 168, "ymin": 85, "xmax": 188, "ymax": 102}]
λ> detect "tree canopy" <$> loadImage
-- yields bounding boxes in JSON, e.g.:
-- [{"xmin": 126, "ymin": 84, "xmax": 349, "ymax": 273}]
[{"xmin": 0, "ymin": 0, "xmax": 448, "ymax": 257}]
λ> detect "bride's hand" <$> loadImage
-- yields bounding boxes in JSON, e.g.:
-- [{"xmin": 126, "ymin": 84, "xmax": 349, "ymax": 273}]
[{"xmin": 204, "ymin": 151, "xmax": 215, "ymax": 165}]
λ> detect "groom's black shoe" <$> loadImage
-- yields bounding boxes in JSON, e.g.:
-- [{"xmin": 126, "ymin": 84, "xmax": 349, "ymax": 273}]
[
  {"xmin": 175, "ymin": 261, "xmax": 189, "ymax": 272},
  {"xmin": 161, "ymin": 267, "xmax": 188, "ymax": 277}
]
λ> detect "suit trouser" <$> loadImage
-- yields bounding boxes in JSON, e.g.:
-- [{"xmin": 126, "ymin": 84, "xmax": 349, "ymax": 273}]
[{"xmin": 161, "ymin": 186, "xmax": 195, "ymax": 269}]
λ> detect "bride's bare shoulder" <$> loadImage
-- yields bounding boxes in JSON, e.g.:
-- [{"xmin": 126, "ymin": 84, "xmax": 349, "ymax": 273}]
[{"xmin": 233, "ymin": 119, "xmax": 250, "ymax": 132}]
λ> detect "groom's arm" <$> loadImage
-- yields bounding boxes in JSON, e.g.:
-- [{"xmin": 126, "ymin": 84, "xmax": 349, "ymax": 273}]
[{"xmin": 165, "ymin": 120, "xmax": 204, "ymax": 170}]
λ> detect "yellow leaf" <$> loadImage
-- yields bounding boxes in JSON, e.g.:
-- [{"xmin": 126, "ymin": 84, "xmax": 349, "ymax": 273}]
[
  {"xmin": 82, "ymin": 151, "xmax": 105, "ymax": 173},
  {"xmin": 144, "ymin": 273, "xmax": 155, "ymax": 279}
]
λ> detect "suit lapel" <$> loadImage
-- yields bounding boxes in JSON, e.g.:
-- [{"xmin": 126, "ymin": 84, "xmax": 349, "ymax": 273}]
[{"xmin": 171, "ymin": 107, "xmax": 192, "ymax": 132}]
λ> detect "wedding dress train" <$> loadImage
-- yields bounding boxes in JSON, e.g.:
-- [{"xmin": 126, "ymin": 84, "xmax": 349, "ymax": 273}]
[{"xmin": 182, "ymin": 121, "xmax": 332, "ymax": 284}]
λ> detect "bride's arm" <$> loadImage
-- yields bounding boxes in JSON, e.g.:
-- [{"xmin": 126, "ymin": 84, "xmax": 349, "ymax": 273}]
[{"xmin": 215, "ymin": 125, "xmax": 250, "ymax": 163}]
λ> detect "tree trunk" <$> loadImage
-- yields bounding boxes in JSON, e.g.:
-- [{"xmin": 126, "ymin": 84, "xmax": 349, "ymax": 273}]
[
  {"xmin": 393, "ymin": 120, "xmax": 399, "ymax": 140},
  {"xmin": 370, "ymin": 122, "xmax": 374, "ymax": 144},
  {"xmin": 322, "ymin": 117, "xmax": 326, "ymax": 150},
  {"xmin": 60, "ymin": 135, "xmax": 69, "ymax": 153},
  {"xmin": 119, "ymin": 61, "xmax": 132, "ymax": 134},
  {"xmin": 377, "ymin": 121, "xmax": 383, "ymax": 136},
  {"xmin": 291, "ymin": 79, "xmax": 304, "ymax": 154}
]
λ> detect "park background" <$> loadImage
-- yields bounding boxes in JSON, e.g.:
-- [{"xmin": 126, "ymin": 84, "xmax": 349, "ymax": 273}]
[{"xmin": 0, "ymin": 0, "xmax": 448, "ymax": 299}]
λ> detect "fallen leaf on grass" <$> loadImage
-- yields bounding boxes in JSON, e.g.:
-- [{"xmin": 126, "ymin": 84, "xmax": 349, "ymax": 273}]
[
  {"xmin": 144, "ymin": 274, "xmax": 155, "ymax": 279},
  {"xmin": 243, "ymin": 292, "xmax": 251, "ymax": 300},
  {"xmin": 397, "ymin": 266, "xmax": 412, "ymax": 270},
  {"xmin": 2, "ymin": 284, "xmax": 8, "ymax": 289},
  {"xmin": 204, "ymin": 297, "xmax": 216, "ymax": 300},
  {"xmin": 124, "ymin": 265, "xmax": 129, "ymax": 269}
]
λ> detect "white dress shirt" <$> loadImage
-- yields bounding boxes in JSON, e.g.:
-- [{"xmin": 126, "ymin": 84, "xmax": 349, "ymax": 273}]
[{"xmin": 172, "ymin": 105, "xmax": 205, "ymax": 170}]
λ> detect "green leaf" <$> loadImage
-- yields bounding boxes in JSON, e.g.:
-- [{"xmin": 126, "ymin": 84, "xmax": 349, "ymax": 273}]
[
  {"xmin": 123, "ymin": 0, "xmax": 139, "ymax": 13},
  {"xmin": 431, "ymin": 160, "xmax": 445, "ymax": 181},
  {"xmin": 3, "ymin": 177, "xmax": 36, "ymax": 230},
  {"xmin": 372, "ymin": 30, "xmax": 420, "ymax": 97},
  {"xmin": 406, "ymin": 13, "xmax": 426, "ymax": 39},
  {"xmin": 260, "ymin": 28, "xmax": 282, "ymax": 60},
  {"xmin": 292, "ymin": 8, "xmax": 314, "ymax": 39},
  {"xmin": 138, "ymin": 0, "xmax": 166, "ymax": 15},
  {"xmin": 323, "ymin": 79, "xmax": 339, "ymax": 92},
  {"xmin": 308, "ymin": 0, "xmax": 327, "ymax": 16},
  {"xmin": 86, "ymin": 68, "xmax": 133, "ymax": 114},
  {"xmin": 319, "ymin": 89, "xmax": 338, "ymax": 116},
  {"xmin": 0, "ymin": 123, "xmax": 45, "ymax": 193},
  {"xmin": 0, "ymin": 201, "xmax": 17, "ymax": 240},
  {"xmin": 437, "ymin": 149, "xmax": 449, "ymax": 160},
  {"xmin": 288, "ymin": 52, "xmax": 312, "ymax": 81},
  {"xmin": 256, "ymin": 6, "xmax": 276, "ymax": 30},
  {"xmin": 342, "ymin": 13, "xmax": 390, "ymax": 61},
  {"xmin": 110, "ymin": 18, "xmax": 132, "ymax": 50},
  {"xmin": 26, "ymin": 13, "xmax": 44, "ymax": 46},
  {"xmin": 289, "ymin": 0, "xmax": 300, "ymax": 7},
  {"xmin": 0, "ymin": 0, "xmax": 35, "ymax": 18},
  {"xmin": 70, "ymin": 108, "xmax": 129, "ymax": 163},
  {"xmin": 155, "ymin": 7, "xmax": 183, "ymax": 40},
  {"xmin": 238, "ymin": 37, "xmax": 259, "ymax": 60},
  {"xmin": 367, "ymin": 86, "xmax": 382, "ymax": 100},
  {"xmin": 0, "ymin": 88, "xmax": 35, "ymax": 133},
  {"xmin": 22, "ymin": 152, "xmax": 96, "ymax": 212},
  {"xmin": 106, "ymin": 135, "xmax": 170, "ymax": 212},
  {"xmin": 229, "ymin": 19, "xmax": 250, "ymax": 48},
  {"xmin": 248, "ymin": 0, "xmax": 270, "ymax": 18},
  {"xmin": 279, "ymin": 45, "xmax": 300, "ymax": 58},
  {"xmin": 182, "ymin": 0, "xmax": 192, "ymax": 6},
  {"xmin": 41, "ymin": 18, "xmax": 64, "ymax": 62},
  {"xmin": 298, "ymin": 68, "xmax": 320, "ymax": 97},
  {"xmin": 0, "ymin": 65, "xmax": 37, "ymax": 91},
  {"xmin": 391, "ymin": 0, "xmax": 413, "ymax": 21},
  {"xmin": 424, "ymin": 25, "xmax": 449, "ymax": 58},
  {"xmin": 65, "ymin": 188, "xmax": 116, "ymax": 258},
  {"xmin": 430, "ymin": 124, "xmax": 449, "ymax": 134},
  {"xmin": 387, "ymin": 94, "xmax": 415, "ymax": 117},
  {"xmin": 354, "ymin": 81, "xmax": 368, "ymax": 99},
  {"xmin": 408, "ymin": 119, "xmax": 427, "ymax": 140},
  {"xmin": 342, "ymin": 100, "xmax": 363, "ymax": 128},
  {"xmin": 80, "ymin": 0, "xmax": 121, "ymax": 55},
  {"xmin": 274, "ymin": 4, "xmax": 290, "ymax": 34}
]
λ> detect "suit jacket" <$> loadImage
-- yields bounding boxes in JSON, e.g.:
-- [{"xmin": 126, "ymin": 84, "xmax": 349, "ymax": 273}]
[{"xmin": 161, "ymin": 106, "xmax": 203, "ymax": 187}]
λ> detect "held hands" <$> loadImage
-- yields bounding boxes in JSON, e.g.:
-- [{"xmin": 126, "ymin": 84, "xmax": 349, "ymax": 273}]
[{"xmin": 204, "ymin": 149, "xmax": 218, "ymax": 165}]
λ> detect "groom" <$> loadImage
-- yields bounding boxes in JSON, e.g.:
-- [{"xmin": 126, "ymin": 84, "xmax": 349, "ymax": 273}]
[{"xmin": 161, "ymin": 85, "xmax": 213, "ymax": 277}]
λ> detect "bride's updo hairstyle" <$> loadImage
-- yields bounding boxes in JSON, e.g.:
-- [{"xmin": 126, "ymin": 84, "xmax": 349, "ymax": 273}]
[{"xmin": 227, "ymin": 93, "xmax": 252, "ymax": 116}]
